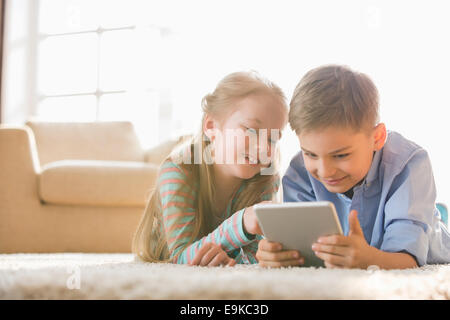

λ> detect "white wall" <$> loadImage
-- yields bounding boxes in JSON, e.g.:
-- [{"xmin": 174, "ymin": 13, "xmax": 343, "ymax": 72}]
[
  {"xmin": 164, "ymin": 0, "xmax": 450, "ymax": 203},
  {"xmin": 2, "ymin": 0, "xmax": 449, "ymax": 202}
]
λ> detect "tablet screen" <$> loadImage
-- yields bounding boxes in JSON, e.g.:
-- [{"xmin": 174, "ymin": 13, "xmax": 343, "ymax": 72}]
[{"xmin": 254, "ymin": 201, "xmax": 343, "ymax": 267}]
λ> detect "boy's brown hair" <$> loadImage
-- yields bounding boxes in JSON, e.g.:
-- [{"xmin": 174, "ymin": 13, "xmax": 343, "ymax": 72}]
[{"xmin": 289, "ymin": 64, "xmax": 379, "ymax": 135}]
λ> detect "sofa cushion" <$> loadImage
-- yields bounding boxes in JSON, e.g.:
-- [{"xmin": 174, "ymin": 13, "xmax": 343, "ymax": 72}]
[
  {"xmin": 26, "ymin": 121, "xmax": 145, "ymax": 166},
  {"xmin": 39, "ymin": 160, "xmax": 158, "ymax": 207}
]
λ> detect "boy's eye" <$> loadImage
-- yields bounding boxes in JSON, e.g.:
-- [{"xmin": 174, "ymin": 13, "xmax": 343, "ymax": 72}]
[
  {"xmin": 304, "ymin": 152, "xmax": 318, "ymax": 159},
  {"xmin": 334, "ymin": 153, "xmax": 350, "ymax": 159}
]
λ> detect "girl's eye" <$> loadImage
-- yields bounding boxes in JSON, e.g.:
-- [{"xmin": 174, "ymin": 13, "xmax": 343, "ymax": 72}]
[{"xmin": 244, "ymin": 126, "xmax": 257, "ymax": 135}]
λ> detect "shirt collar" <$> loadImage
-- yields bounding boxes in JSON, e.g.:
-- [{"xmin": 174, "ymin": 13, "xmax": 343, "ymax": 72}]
[
  {"xmin": 337, "ymin": 149, "xmax": 382, "ymax": 200},
  {"xmin": 364, "ymin": 147, "xmax": 383, "ymax": 186}
]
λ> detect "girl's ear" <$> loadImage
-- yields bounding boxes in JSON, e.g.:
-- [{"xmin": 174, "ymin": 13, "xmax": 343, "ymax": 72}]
[
  {"xmin": 203, "ymin": 114, "xmax": 218, "ymax": 141},
  {"xmin": 373, "ymin": 123, "xmax": 387, "ymax": 151}
]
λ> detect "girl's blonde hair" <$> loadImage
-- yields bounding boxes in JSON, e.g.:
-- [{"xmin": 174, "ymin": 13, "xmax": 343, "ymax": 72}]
[{"xmin": 132, "ymin": 71, "xmax": 287, "ymax": 262}]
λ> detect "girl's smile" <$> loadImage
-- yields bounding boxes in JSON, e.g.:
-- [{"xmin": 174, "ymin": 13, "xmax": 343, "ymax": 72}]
[{"xmin": 205, "ymin": 91, "xmax": 287, "ymax": 180}]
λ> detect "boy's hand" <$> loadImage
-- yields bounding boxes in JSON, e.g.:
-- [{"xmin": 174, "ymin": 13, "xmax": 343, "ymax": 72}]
[
  {"xmin": 190, "ymin": 243, "xmax": 236, "ymax": 267},
  {"xmin": 312, "ymin": 210, "xmax": 376, "ymax": 269},
  {"xmin": 256, "ymin": 238, "xmax": 305, "ymax": 268}
]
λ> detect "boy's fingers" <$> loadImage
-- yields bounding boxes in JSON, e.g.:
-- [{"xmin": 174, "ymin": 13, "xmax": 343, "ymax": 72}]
[
  {"xmin": 312, "ymin": 243, "xmax": 348, "ymax": 257},
  {"xmin": 317, "ymin": 235, "xmax": 351, "ymax": 246},
  {"xmin": 314, "ymin": 251, "xmax": 346, "ymax": 267},
  {"xmin": 259, "ymin": 259, "xmax": 304, "ymax": 268},
  {"xmin": 348, "ymin": 210, "xmax": 364, "ymax": 237},
  {"xmin": 324, "ymin": 261, "xmax": 342, "ymax": 269},
  {"xmin": 258, "ymin": 239, "xmax": 283, "ymax": 252},
  {"xmin": 257, "ymin": 248, "xmax": 303, "ymax": 262}
]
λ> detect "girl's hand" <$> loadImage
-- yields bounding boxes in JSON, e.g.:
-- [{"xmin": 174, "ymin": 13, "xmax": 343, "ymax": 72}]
[
  {"xmin": 189, "ymin": 243, "xmax": 236, "ymax": 267},
  {"xmin": 256, "ymin": 238, "xmax": 305, "ymax": 268},
  {"xmin": 243, "ymin": 201, "xmax": 271, "ymax": 235},
  {"xmin": 312, "ymin": 210, "xmax": 376, "ymax": 269}
]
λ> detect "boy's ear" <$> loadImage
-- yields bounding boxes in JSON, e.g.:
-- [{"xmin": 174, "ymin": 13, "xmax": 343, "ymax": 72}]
[{"xmin": 373, "ymin": 123, "xmax": 387, "ymax": 151}]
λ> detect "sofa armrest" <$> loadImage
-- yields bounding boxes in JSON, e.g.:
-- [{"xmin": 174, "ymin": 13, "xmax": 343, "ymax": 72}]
[
  {"xmin": 0, "ymin": 126, "xmax": 41, "ymax": 208},
  {"xmin": 0, "ymin": 126, "xmax": 41, "ymax": 173}
]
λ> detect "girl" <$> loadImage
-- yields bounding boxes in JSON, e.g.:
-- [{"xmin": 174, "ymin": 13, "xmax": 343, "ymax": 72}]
[{"xmin": 132, "ymin": 71, "xmax": 288, "ymax": 266}]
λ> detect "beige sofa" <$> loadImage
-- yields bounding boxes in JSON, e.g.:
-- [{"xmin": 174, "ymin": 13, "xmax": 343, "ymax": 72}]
[{"xmin": 0, "ymin": 121, "xmax": 183, "ymax": 253}]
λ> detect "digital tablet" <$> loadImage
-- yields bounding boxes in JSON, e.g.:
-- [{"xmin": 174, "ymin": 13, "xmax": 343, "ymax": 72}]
[{"xmin": 254, "ymin": 201, "xmax": 343, "ymax": 268}]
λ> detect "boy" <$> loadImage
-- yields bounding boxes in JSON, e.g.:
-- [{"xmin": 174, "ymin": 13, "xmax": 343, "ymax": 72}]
[{"xmin": 256, "ymin": 64, "xmax": 450, "ymax": 269}]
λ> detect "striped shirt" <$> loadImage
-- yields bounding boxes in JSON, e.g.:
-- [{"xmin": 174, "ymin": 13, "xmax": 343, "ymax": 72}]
[{"xmin": 157, "ymin": 160, "xmax": 279, "ymax": 264}]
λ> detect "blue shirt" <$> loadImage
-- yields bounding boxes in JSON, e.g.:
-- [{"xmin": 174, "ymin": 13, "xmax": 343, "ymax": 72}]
[{"xmin": 282, "ymin": 130, "xmax": 450, "ymax": 266}]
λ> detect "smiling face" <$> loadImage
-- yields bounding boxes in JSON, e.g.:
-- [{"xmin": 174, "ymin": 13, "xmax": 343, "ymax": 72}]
[
  {"xmin": 204, "ymin": 91, "xmax": 287, "ymax": 180},
  {"xmin": 298, "ymin": 124, "xmax": 386, "ymax": 193}
]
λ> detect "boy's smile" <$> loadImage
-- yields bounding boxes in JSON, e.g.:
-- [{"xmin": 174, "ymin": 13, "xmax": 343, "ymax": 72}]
[
  {"xmin": 298, "ymin": 124, "xmax": 386, "ymax": 194},
  {"xmin": 322, "ymin": 175, "xmax": 348, "ymax": 186}
]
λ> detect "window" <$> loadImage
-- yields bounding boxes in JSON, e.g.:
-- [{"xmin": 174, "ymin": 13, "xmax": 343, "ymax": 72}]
[{"xmin": 4, "ymin": 0, "xmax": 175, "ymax": 148}]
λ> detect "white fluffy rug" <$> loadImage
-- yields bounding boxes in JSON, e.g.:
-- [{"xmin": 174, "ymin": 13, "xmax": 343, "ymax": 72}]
[{"xmin": 0, "ymin": 253, "xmax": 449, "ymax": 300}]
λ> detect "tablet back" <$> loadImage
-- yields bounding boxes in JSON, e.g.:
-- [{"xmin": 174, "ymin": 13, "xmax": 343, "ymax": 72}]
[{"xmin": 254, "ymin": 201, "xmax": 343, "ymax": 268}]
